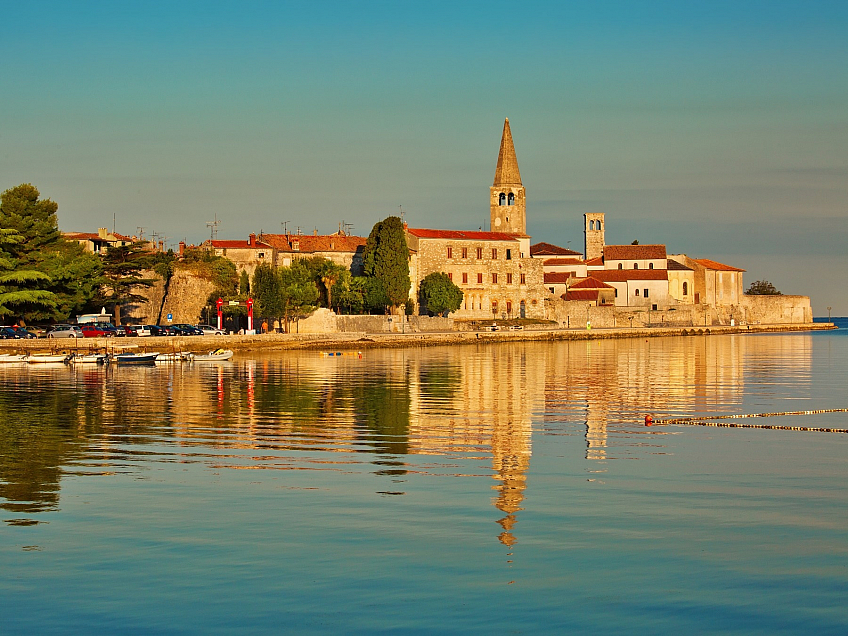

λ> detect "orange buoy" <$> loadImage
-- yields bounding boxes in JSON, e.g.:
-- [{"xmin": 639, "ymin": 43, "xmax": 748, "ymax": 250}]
[{"xmin": 645, "ymin": 415, "xmax": 653, "ymax": 426}]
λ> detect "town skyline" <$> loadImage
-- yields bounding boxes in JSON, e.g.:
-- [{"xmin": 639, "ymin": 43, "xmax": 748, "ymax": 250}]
[{"xmin": 2, "ymin": 1, "xmax": 846, "ymax": 314}]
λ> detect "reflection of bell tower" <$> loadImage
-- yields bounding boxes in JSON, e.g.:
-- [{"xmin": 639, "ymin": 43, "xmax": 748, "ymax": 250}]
[
  {"xmin": 491, "ymin": 419, "xmax": 531, "ymax": 547},
  {"xmin": 584, "ymin": 212, "xmax": 605, "ymax": 261},
  {"xmin": 490, "ymin": 118, "xmax": 527, "ymax": 236}
]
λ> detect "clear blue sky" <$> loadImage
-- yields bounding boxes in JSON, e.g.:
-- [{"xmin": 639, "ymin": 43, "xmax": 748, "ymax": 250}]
[{"xmin": 2, "ymin": 1, "xmax": 846, "ymax": 314}]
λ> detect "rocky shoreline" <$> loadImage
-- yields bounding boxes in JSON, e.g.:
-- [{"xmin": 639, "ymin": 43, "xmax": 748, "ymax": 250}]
[{"xmin": 0, "ymin": 322, "xmax": 836, "ymax": 355}]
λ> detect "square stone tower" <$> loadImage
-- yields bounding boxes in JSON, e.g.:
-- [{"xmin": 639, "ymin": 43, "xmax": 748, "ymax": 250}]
[
  {"xmin": 490, "ymin": 118, "xmax": 527, "ymax": 236},
  {"xmin": 584, "ymin": 212, "xmax": 605, "ymax": 261}
]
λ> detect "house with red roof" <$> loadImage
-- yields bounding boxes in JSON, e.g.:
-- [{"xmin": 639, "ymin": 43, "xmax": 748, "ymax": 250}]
[{"xmin": 64, "ymin": 228, "xmax": 136, "ymax": 254}]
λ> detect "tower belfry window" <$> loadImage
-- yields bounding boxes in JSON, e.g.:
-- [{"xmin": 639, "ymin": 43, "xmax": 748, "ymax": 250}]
[
  {"xmin": 499, "ymin": 193, "xmax": 506, "ymax": 206},
  {"xmin": 508, "ymin": 192, "xmax": 515, "ymax": 205}
]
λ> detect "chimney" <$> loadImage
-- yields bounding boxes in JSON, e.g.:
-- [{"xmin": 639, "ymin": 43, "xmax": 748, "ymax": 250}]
[
  {"xmin": 178, "ymin": 240, "xmax": 186, "ymax": 257},
  {"xmin": 313, "ymin": 228, "xmax": 318, "ymax": 236},
  {"xmin": 98, "ymin": 227, "xmax": 108, "ymax": 239},
  {"xmin": 249, "ymin": 233, "xmax": 256, "ymax": 247},
  {"xmin": 403, "ymin": 222, "xmax": 408, "ymax": 230},
  {"xmin": 158, "ymin": 240, "xmax": 164, "ymax": 252}
]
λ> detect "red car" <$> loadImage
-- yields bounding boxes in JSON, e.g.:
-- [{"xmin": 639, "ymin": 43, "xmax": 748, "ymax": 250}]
[{"xmin": 80, "ymin": 324, "xmax": 114, "ymax": 338}]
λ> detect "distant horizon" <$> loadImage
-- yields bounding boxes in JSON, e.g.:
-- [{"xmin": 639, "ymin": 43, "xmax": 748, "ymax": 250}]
[{"xmin": 2, "ymin": 1, "xmax": 846, "ymax": 314}]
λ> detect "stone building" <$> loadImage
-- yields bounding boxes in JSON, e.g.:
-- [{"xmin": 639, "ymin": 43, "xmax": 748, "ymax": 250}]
[
  {"xmin": 669, "ymin": 255, "xmax": 745, "ymax": 307},
  {"xmin": 407, "ymin": 118, "xmax": 551, "ymax": 319},
  {"xmin": 205, "ymin": 231, "xmax": 366, "ymax": 278},
  {"xmin": 64, "ymin": 228, "xmax": 135, "ymax": 254}
]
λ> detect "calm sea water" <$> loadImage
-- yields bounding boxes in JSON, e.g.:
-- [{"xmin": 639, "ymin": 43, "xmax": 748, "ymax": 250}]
[{"xmin": 2, "ymin": 322, "xmax": 847, "ymax": 634}]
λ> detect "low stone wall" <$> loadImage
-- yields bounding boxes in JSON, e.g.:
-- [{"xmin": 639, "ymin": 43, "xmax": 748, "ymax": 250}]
[{"xmin": 738, "ymin": 295, "xmax": 813, "ymax": 325}]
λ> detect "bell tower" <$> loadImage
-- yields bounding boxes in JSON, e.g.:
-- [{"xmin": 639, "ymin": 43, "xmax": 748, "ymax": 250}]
[
  {"xmin": 490, "ymin": 118, "xmax": 526, "ymax": 235},
  {"xmin": 584, "ymin": 212, "xmax": 605, "ymax": 261}
]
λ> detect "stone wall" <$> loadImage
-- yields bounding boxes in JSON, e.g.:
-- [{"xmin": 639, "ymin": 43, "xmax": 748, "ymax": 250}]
[
  {"xmin": 737, "ymin": 295, "xmax": 812, "ymax": 324},
  {"xmin": 159, "ymin": 270, "xmax": 216, "ymax": 324}
]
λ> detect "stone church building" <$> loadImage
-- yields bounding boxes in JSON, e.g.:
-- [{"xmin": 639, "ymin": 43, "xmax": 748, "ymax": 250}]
[{"xmin": 408, "ymin": 119, "xmax": 550, "ymax": 319}]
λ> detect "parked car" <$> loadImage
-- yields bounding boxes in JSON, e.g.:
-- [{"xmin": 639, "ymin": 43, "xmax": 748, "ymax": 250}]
[
  {"xmin": 46, "ymin": 325, "xmax": 83, "ymax": 338},
  {"xmin": 146, "ymin": 325, "xmax": 167, "ymax": 336},
  {"xmin": 196, "ymin": 324, "xmax": 224, "ymax": 336},
  {"xmin": 161, "ymin": 324, "xmax": 202, "ymax": 336},
  {"xmin": 80, "ymin": 324, "xmax": 114, "ymax": 338},
  {"xmin": 24, "ymin": 325, "xmax": 49, "ymax": 338},
  {"xmin": 114, "ymin": 325, "xmax": 138, "ymax": 337},
  {"xmin": 0, "ymin": 326, "xmax": 24, "ymax": 339},
  {"xmin": 9, "ymin": 325, "xmax": 38, "ymax": 339}
]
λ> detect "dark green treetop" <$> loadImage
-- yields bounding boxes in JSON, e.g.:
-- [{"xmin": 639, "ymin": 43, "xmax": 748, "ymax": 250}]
[
  {"xmin": 419, "ymin": 271, "xmax": 463, "ymax": 317},
  {"xmin": 362, "ymin": 216, "xmax": 410, "ymax": 312}
]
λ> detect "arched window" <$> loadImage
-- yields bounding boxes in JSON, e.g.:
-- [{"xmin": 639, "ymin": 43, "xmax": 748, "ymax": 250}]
[
  {"xmin": 508, "ymin": 192, "xmax": 515, "ymax": 205},
  {"xmin": 589, "ymin": 220, "xmax": 595, "ymax": 230},
  {"xmin": 597, "ymin": 221, "xmax": 602, "ymax": 231},
  {"xmin": 634, "ymin": 263, "xmax": 639, "ymax": 269},
  {"xmin": 649, "ymin": 263, "xmax": 654, "ymax": 269},
  {"xmin": 618, "ymin": 263, "xmax": 623, "ymax": 270},
  {"xmin": 635, "ymin": 289, "xmax": 640, "ymax": 296},
  {"xmin": 499, "ymin": 193, "xmax": 506, "ymax": 206},
  {"xmin": 682, "ymin": 281, "xmax": 688, "ymax": 296}
]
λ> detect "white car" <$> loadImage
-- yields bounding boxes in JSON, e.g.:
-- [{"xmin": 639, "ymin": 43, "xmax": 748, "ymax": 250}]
[
  {"xmin": 46, "ymin": 324, "xmax": 83, "ymax": 338},
  {"xmin": 128, "ymin": 325, "xmax": 151, "ymax": 337},
  {"xmin": 196, "ymin": 324, "xmax": 224, "ymax": 336}
]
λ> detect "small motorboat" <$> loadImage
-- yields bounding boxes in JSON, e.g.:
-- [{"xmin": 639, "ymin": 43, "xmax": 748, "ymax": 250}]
[
  {"xmin": 114, "ymin": 352, "xmax": 159, "ymax": 364},
  {"xmin": 155, "ymin": 352, "xmax": 193, "ymax": 362},
  {"xmin": 192, "ymin": 348, "xmax": 234, "ymax": 362},
  {"xmin": 71, "ymin": 352, "xmax": 109, "ymax": 364},
  {"xmin": 27, "ymin": 353, "xmax": 70, "ymax": 364},
  {"xmin": 0, "ymin": 353, "xmax": 28, "ymax": 363}
]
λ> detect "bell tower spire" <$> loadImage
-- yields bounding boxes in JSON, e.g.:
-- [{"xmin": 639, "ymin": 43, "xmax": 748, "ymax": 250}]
[{"xmin": 490, "ymin": 118, "xmax": 526, "ymax": 235}]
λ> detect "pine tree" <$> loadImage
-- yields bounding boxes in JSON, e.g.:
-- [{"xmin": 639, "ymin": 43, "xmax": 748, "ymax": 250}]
[{"xmin": 362, "ymin": 216, "xmax": 410, "ymax": 313}]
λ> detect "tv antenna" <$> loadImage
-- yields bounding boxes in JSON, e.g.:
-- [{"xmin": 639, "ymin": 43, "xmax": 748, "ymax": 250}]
[
  {"xmin": 136, "ymin": 226, "xmax": 146, "ymax": 240},
  {"xmin": 281, "ymin": 221, "xmax": 291, "ymax": 235},
  {"xmin": 206, "ymin": 214, "xmax": 220, "ymax": 241}
]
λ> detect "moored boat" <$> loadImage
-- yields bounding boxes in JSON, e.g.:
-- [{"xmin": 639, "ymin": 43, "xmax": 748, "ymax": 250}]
[
  {"xmin": 114, "ymin": 352, "xmax": 159, "ymax": 364},
  {"xmin": 27, "ymin": 353, "xmax": 71, "ymax": 364},
  {"xmin": 155, "ymin": 352, "xmax": 193, "ymax": 362},
  {"xmin": 192, "ymin": 348, "xmax": 234, "ymax": 361},
  {"xmin": 71, "ymin": 352, "xmax": 109, "ymax": 364},
  {"xmin": 0, "ymin": 353, "xmax": 28, "ymax": 363}
]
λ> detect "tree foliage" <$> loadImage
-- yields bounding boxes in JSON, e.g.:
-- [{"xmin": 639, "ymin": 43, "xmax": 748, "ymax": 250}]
[
  {"xmin": 419, "ymin": 272, "xmax": 463, "ymax": 317},
  {"xmin": 252, "ymin": 260, "xmax": 319, "ymax": 331},
  {"xmin": 362, "ymin": 216, "xmax": 410, "ymax": 312},
  {"xmin": 98, "ymin": 242, "xmax": 158, "ymax": 324},
  {"xmin": 746, "ymin": 280, "xmax": 782, "ymax": 295}
]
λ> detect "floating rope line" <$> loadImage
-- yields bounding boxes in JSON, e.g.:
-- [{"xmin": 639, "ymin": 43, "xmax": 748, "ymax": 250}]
[{"xmin": 647, "ymin": 408, "xmax": 848, "ymax": 433}]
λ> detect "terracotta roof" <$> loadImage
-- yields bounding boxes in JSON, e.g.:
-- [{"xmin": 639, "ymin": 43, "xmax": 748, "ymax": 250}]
[
  {"xmin": 565, "ymin": 290, "xmax": 600, "ymax": 301},
  {"xmin": 261, "ymin": 234, "xmax": 366, "ymax": 253},
  {"xmin": 603, "ymin": 244, "xmax": 667, "ymax": 260},
  {"xmin": 531, "ymin": 242, "xmax": 582, "ymax": 257},
  {"xmin": 208, "ymin": 239, "xmax": 270, "ymax": 249},
  {"xmin": 569, "ymin": 277, "xmax": 614, "ymax": 290},
  {"xmin": 585, "ymin": 256, "xmax": 604, "ymax": 267},
  {"xmin": 692, "ymin": 258, "xmax": 746, "ymax": 272},
  {"xmin": 592, "ymin": 269, "xmax": 669, "ymax": 282},
  {"xmin": 543, "ymin": 272, "xmax": 574, "ymax": 284},
  {"xmin": 542, "ymin": 258, "xmax": 584, "ymax": 266},
  {"xmin": 65, "ymin": 231, "xmax": 134, "ymax": 242},
  {"xmin": 667, "ymin": 259, "xmax": 693, "ymax": 271},
  {"xmin": 493, "ymin": 118, "xmax": 522, "ymax": 187},
  {"xmin": 407, "ymin": 228, "xmax": 520, "ymax": 242}
]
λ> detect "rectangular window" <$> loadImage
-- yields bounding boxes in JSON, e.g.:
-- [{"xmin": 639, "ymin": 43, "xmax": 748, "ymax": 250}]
[
  {"xmin": 477, "ymin": 273, "xmax": 483, "ymax": 284},
  {"xmin": 520, "ymin": 273, "xmax": 526, "ymax": 284},
  {"xmin": 506, "ymin": 249, "xmax": 512, "ymax": 260},
  {"xmin": 476, "ymin": 247, "xmax": 482, "ymax": 259},
  {"xmin": 448, "ymin": 272, "xmax": 453, "ymax": 281},
  {"xmin": 644, "ymin": 288, "xmax": 649, "ymax": 298},
  {"xmin": 492, "ymin": 300, "xmax": 498, "ymax": 312},
  {"xmin": 506, "ymin": 301, "xmax": 512, "ymax": 314},
  {"xmin": 492, "ymin": 248, "xmax": 498, "ymax": 260},
  {"xmin": 492, "ymin": 273, "xmax": 498, "ymax": 284},
  {"xmin": 462, "ymin": 272, "xmax": 468, "ymax": 284},
  {"xmin": 447, "ymin": 246, "xmax": 453, "ymax": 259},
  {"xmin": 462, "ymin": 247, "xmax": 468, "ymax": 259},
  {"xmin": 506, "ymin": 273, "xmax": 513, "ymax": 284}
]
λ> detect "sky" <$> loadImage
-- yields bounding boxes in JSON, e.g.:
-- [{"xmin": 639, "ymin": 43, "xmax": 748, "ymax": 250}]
[{"xmin": 2, "ymin": 1, "xmax": 846, "ymax": 315}]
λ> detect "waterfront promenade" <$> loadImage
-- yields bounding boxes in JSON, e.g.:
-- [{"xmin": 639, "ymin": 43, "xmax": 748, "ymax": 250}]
[{"xmin": 0, "ymin": 322, "xmax": 835, "ymax": 354}]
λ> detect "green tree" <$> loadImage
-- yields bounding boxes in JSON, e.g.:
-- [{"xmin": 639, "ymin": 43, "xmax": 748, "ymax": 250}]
[
  {"xmin": 746, "ymin": 280, "xmax": 781, "ymax": 295},
  {"xmin": 98, "ymin": 242, "xmax": 157, "ymax": 325},
  {"xmin": 362, "ymin": 216, "xmax": 410, "ymax": 313},
  {"xmin": 239, "ymin": 269, "xmax": 250, "ymax": 295},
  {"xmin": 252, "ymin": 262, "xmax": 283, "ymax": 326},
  {"xmin": 332, "ymin": 273, "xmax": 366, "ymax": 314},
  {"xmin": 419, "ymin": 272, "xmax": 463, "ymax": 317},
  {"xmin": 0, "ymin": 184, "xmax": 61, "ymax": 263},
  {"xmin": 280, "ymin": 260, "xmax": 320, "ymax": 331},
  {"xmin": 0, "ymin": 229, "xmax": 56, "ymax": 319}
]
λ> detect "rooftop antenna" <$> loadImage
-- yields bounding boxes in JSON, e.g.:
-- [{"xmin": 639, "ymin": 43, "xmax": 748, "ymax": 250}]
[
  {"xmin": 136, "ymin": 226, "xmax": 146, "ymax": 240},
  {"xmin": 297, "ymin": 226, "xmax": 301, "ymax": 235},
  {"xmin": 282, "ymin": 221, "xmax": 290, "ymax": 235},
  {"xmin": 398, "ymin": 205, "xmax": 405, "ymax": 222},
  {"xmin": 342, "ymin": 220, "xmax": 354, "ymax": 236},
  {"xmin": 113, "ymin": 212, "xmax": 116, "ymax": 235},
  {"xmin": 206, "ymin": 214, "xmax": 220, "ymax": 241}
]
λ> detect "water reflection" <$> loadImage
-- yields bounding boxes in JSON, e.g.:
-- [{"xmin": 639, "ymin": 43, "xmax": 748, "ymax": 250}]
[{"xmin": 0, "ymin": 333, "xmax": 814, "ymax": 547}]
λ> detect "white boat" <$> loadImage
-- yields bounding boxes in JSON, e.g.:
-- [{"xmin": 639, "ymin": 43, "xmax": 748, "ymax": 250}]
[
  {"xmin": 155, "ymin": 352, "xmax": 193, "ymax": 362},
  {"xmin": 27, "ymin": 353, "xmax": 70, "ymax": 364},
  {"xmin": 71, "ymin": 353, "xmax": 109, "ymax": 364},
  {"xmin": 192, "ymin": 348, "xmax": 234, "ymax": 361},
  {"xmin": 0, "ymin": 354, "xmax": 28, "ymax": 363},
  {"xmin": 114, "ymin": 352, "xmax": 159, "ymax": 364}
]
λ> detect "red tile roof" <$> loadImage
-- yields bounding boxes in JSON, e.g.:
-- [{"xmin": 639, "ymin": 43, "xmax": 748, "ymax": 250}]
[
  {"xmin": 543, "ymin": 272, "xmax": 574, "ymax": 284},
  {"xmin": 565, "ymin": 289, "xmax": 600, "ymax": 301},
  {"xmin": 261, "ymin": 234, "xmax": 366, "ymax": 252},
  {"xmin": 531, "ymin": 242, "xmax": 582, "ymax": 256},
  {"xmin": 592, "ymin": 269, "xmax": 669, "ymax": 282},
  {"xmin": 407, "ymin": 228, "xmax": 520, "ymax": 241},
  {"xmin": 603, "ymin": 244, "xmax": 667, "ymax": 260},
  {"xmin": 585, "ymin": 256, "xmax": 604, "ymax": 267},
  {"xmin": 691, "ymin": 258, "xmax": 746, "ymax": 272},
  {"xmin": 569, "ymin": 276, "xmax": 614, "ymax": 289},
  {"xmin": 667, "ymin": 259, "xmax": 693, "ymax": 271},
  {"xmin": 208, "ymin": 239, "xmax": 270, "ymax": 249},
  {"xmin": 65, "ymin": 231, "xmax": 134, "ymax": 242},
  {"xmin": 543, "ymin": 258, "xmax": 584, "ymax": 266}
]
